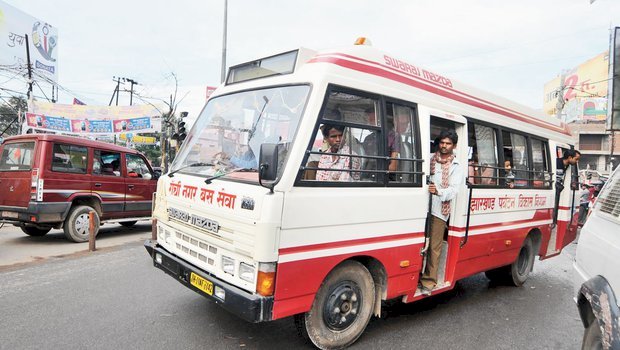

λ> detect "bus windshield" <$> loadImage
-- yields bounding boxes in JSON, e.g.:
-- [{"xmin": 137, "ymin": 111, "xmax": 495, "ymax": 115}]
[{"xmin": 171, "ymin": 85, "xmax": 310, "ymax": 182}]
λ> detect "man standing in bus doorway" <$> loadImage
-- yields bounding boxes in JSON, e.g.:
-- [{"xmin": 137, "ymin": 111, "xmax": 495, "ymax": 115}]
[
  {"xmin": 559, "ymin": 149, "xmax": 581, "ymax": 191},
  {"xmin": 419, "ymin": 130, "xmax": 463, "ymax": 296}
]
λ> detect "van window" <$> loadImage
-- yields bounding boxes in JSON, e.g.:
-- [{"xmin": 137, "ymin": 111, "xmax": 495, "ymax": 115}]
[
  {"xmin": 0, "ymin": 142, "xmax": 35, "ymax": 171},
  {"xmin": 51, "ymin": 144, "xmax": 88, "ymax": 174},
  {"xmin": 126, "ymin": 154, "xmax": 152, "ymax": 179},
  {"xmin": 94, "ymin": 150, "xmax": 121, "ymax": 176}
]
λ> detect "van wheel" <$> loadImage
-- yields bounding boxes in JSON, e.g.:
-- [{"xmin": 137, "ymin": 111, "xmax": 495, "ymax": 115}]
[
  {"xmin": 20, "ymin": 225, "xmax": 51, "ymax": 236},
  {"xmin": 119, "ymin": 221, "xmax": 137, "ymax": 228},
  {"xmin": 485, "ymin": 237, "xmax": 535, "ymax": 286},
  {"xmin": 296, "ymin": 260, "xmax": 375, "ymax": 350},
  {"xmin": 63, "ymin": 205, "xmax": 100, "ymax": 243},
  {"xmin": 582, "ymin": 320, "xmax": 603, "ymax": 350}
]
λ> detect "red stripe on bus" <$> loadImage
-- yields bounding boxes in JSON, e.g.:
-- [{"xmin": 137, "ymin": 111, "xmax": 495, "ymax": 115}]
[
  {"xmin": 308, "ymin": 55, "xmax": 571, "ymax": 136},
  {"xmin": 318, "ymin": 52, "xmax": 566, "ymax": 132},
  {"xmin": 279, "ymin": 231, "xmax": 425, "ymax": 255}
]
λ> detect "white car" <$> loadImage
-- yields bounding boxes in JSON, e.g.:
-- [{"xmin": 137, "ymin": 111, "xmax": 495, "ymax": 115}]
[{"xmin": 574, "ymin": 165, "xmax": 620, "ymax": 350}]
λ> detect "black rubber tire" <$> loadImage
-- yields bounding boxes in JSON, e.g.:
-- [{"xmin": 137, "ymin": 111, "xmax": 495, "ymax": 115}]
[
  {"xmin": 63, "ymin": 205, "xmax": 100, "ymax": 243},
  {"xmin": 119, "ymin": 221, "xmax": 137, "ymax": 228},
  {"xmin": 484, "ymin": 265, "xmax": 510, "ymax": 283},
  {"xmin": 20, "ymin": 225, "xmax": 51, "ymax": 236},
  {"xmin": 581, "ymin": 320, "xmax": 603, "ymax": 350},
  {"xmin": 508, "ymin": 237, "xmax": 535, "ymax": 286},
  {"xmin": 297, "ymin": 260, "xmax": 375, "ymax": 350},
  {"xmin": 485, "ymin": 237, "xmax": 535, "ymax": 286}
]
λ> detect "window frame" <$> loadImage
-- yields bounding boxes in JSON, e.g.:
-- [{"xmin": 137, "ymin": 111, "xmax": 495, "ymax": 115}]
[
  {"xmin": 295, "ymin": 84, "xmax": 423, "ymax": 187},
  {"xmin": 465, "ymin": 118, "xmax": 552, "ymax": 190},
  {"xmin": 93, "ymin": 149, "xmax": 122, "ymax": 177},
  {"xmin": 0, "ymin": 141, "xmax": 35, "ymax": 171},
  {"xmin": 125, "ymin": 153, "xmax": 154, "ymax": 179},
  {"xmin": 50, "ymin": 143, "xmax": 89, "ymax": 174}
]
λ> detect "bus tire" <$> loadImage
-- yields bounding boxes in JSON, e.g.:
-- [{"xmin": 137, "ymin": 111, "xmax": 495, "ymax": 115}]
[
  {"xmin": 20, "ymin": 225, "xmax": 51, "ymax": 236},
  {"xmin": 508, "ymin": 237, "xmax": 535, "ymax": 286},
  {"xmin": 484, "ymin": 266, "xmax": 510, "ymax": 283},
  {"xmin": 298, "ymin": 260, "xmax": 375, "ymax": 350},
  {"xmin": 581, "ymin": 320, "xmax": 603, "ymax": 350},
  {"xmin": 63, "ymin": 205, "xmax": 100, "ymax": 243}
]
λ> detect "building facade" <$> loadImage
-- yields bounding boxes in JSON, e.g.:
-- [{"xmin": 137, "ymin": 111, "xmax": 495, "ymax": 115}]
[{"xmin": 544, "ymin": 51, "xmax": 618, "ymax": 172}]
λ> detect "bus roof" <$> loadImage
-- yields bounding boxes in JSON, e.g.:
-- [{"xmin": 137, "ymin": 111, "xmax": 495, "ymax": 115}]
[{"xmin": 218, "ymin": 43, "xmax": 572, "ymax": 141}]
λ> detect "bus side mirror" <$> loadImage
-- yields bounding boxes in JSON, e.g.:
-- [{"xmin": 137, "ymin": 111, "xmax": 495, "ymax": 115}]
[{"xmin": 259, "ymin": 143, "xmax": 279, "ymax": 182}]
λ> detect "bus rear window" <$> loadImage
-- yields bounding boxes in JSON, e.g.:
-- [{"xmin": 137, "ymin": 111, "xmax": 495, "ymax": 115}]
[{"xmin": 0, "ymin": 142, "xmax": 35, "ymax": 171}]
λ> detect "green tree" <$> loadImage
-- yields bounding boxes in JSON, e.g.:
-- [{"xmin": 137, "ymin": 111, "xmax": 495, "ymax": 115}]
[{"xmin": 0, "ymin": 96, "xmax": 27, "ymax": 138}]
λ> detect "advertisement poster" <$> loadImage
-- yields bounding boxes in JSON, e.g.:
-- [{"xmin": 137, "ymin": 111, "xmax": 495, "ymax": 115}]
[
  {"xmin": 113, "ymin": 117, "xmax": 151, "ymax": 132},
  {"xmin": 26, "ymin": 113, "xmax": 70, "ymax": 132},
  {"xmin": 26, "ymin": 101, "xmax": 162, "ymax": 135},
  {"xmin": 0, "ymin": 1, "xmax": 59, "ymax": 83}
]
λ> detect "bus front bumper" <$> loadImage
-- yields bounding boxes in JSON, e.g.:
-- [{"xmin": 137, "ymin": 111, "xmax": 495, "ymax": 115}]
[{"xmin": 144, "ymin": 239, "xmax": 273, "ymax": 323}]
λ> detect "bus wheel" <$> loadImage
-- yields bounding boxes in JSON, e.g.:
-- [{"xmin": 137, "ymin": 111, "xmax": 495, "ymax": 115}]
[
  {"xmin": 509, "ymin": 237, "xmax": 535, "ymax": 286},
  {"xmin": 297, "ymin": 260, "xmax": 375, "ymax": 349},
  {"xmin": 63, "ymin": 205, "xmax": 100, "ymax": 243}
]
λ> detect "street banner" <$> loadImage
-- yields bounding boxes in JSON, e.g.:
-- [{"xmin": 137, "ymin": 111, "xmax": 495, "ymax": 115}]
[
  {"xmin": 0, "ymin": 1, "xmax": 59, "ymax": 83},
  {"xmin": 118, "ymin": 133, "xmax": 157, "ymax": 145},
  {"xmin": 25, "ymin": 101, "xmax": 162, "ymax": 135}
]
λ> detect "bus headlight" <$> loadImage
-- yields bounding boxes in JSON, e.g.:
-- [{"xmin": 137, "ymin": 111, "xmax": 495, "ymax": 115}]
[
  {"xmin": 221, "ymin": 256, "xmax": 235, "ymax": 276},
  {"xmin": 239, "ymin": 263, "xmax": 255, "ymax": 283}
]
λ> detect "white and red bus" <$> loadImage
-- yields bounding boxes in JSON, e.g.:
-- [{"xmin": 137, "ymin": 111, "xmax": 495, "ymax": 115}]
[{"xmin": 145, "ymin": 39, "xmax": 579, "ymax": 349}]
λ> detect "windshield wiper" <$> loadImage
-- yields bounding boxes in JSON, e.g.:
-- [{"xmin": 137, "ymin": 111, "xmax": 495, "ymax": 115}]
[
  {"xmin": 204, "ymin": 167, "xmax": 245, "ymax": 184},
  {"xmin": 168, "ymin": 162, "xmax": 213, "ymax": 178}
]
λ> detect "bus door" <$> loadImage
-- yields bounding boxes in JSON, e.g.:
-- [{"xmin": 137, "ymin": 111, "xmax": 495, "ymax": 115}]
[
  {"xmin": 547, "ymin": 145, "xmax": 579, "ymax": 256},
  {"xmin": 424, "ymin": 109, "xmax": 467, "ymax": 289}
]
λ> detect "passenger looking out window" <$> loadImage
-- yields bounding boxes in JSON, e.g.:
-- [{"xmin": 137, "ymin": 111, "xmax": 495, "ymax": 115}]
[{"xmin": 316, "ymin": 123, "xmax": 361, "ymax": 182}]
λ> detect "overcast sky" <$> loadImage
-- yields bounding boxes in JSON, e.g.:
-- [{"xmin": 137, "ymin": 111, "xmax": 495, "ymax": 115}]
[{"xmin": 2, "ymin": 0, "xmax": 620, "ymax": 123}]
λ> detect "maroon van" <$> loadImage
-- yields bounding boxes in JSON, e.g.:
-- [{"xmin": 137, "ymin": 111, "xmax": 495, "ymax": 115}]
[{"xmin": 0, "ymin": 134, "xmax": 158, "ymax": 242}]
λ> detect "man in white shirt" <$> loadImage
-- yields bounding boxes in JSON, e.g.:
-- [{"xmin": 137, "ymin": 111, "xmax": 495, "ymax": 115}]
[{"xmin": 419, "ymin": 130, "xmax": 463, "ymax": 295}]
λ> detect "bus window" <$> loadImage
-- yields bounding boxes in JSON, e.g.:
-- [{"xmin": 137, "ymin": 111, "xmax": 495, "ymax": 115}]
[
  {"xmin": 531, "ymin": 139, "xmax": 551, "ymax": 188},
  {"xmin": 467, "ymin": 123, "xmax": 499, "ymax": 186},
  {"xmin": 387, "ymin": 103, "xmax": 418, "ymax": 184},
  {"xmin": 302, "ymin": 90, "xmax": 379, "ymax": 183},
  {"xmin": 503, "ymin": 131, "xmax": 530, "ymax": 188}
]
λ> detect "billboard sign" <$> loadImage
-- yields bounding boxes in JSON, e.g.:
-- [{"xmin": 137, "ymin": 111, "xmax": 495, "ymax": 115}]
[
  {"xmin": 25, "ymin": 101, "xmax": 162, "ymax": 135},
  {"xmin": 0, "ymin": 1, "xmax": 59, "ymax": 83}
]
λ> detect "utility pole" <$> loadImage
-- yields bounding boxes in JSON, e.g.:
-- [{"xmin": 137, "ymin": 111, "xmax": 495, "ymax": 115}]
[
  {"xmin": 24, "ymin": 34, "xmax": 33, "ymax": 99},
  {"xmin": 221, "ymin": 0, "xmax": 228, "ymax": 83},
  {"xmin": 122, "ymin": 78, "xmax": 139, "ymax": 106},
  {"xmin": 109, "ymin": 77, "xmax": 124, "ymax": 106},
  {"xmin": 555, "ymin": 72, "xmax": 566, "ymax": 121}
]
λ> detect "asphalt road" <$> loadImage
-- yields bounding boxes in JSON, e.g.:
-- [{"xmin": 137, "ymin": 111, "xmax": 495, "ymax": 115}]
[
  {"xmin": 0, "ymin": 237, "xmax": 583, "ymax": 350},
  {"xmin": 0, "ymin": 221, "xmax": 152, "ymax": 267}
]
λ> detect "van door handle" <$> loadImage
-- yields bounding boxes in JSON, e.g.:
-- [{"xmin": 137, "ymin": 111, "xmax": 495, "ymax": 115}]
[
  {"xmin": 128, "ymin": 184, "xmax": 135, "ymax": 189},
  {"xmin": 94, "ymin": 183, "xmax": 102, "ymax": 187}
]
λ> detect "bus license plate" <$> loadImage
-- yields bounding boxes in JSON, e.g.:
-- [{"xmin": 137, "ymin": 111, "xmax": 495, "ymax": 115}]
[{"xmin": 190, "ymin": 272, "xmax": 214, "ymax": 296}]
